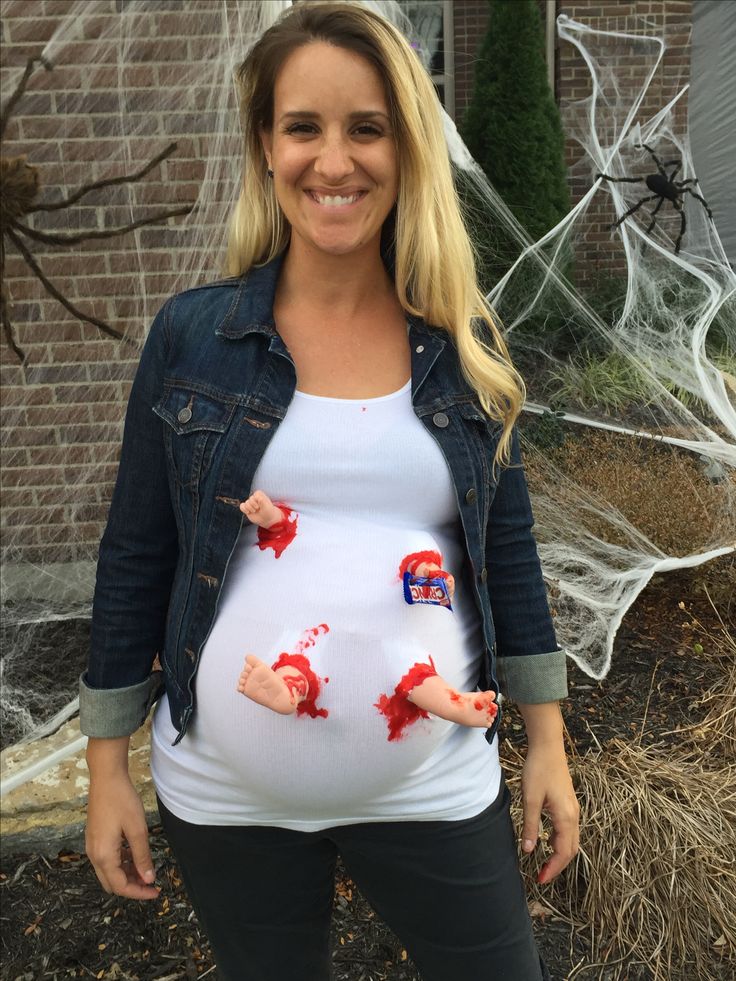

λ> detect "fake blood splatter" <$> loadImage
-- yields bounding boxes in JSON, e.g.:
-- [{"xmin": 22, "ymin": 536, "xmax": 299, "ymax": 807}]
[
  {"xmin": 374, "ymin": 655, "xmax": 438, "ymax": 742},
  {"xmin": 256, "ymin": 504, "xmax": 298, "ymax": 558},
  {"xmin": 398, "ymin": 550, "xmax": 445, "ymax": 579},
  {"xmin": 272, "ymin": 624, "xmax": 330, "ymax": 719}
]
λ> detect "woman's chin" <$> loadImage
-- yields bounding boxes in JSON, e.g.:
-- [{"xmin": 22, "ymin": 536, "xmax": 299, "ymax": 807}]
[{"xmin": 296, "ymin": 229, "xmax": 378, "ymax": 259}]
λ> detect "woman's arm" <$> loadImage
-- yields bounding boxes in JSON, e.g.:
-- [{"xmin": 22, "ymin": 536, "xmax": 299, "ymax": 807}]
[
  {"xmin": 483, "ymin": 426, "xmax": 578, "ymax": 880},
  {"xmin": 85, "ymin": 736, "xmax": 161, "ymax": 900},
  {"xmin": 81, "ymin": 297, "xmax": 178, "ymax": 737},
  {"xmin": 517, "ymin": 701, "xmax": 579, "ymax": 884}
]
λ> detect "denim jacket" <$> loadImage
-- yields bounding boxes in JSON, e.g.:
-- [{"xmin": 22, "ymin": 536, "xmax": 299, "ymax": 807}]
[{"xmin": 79, "ymin": 252, "xmax": 567, "ymax": 745}]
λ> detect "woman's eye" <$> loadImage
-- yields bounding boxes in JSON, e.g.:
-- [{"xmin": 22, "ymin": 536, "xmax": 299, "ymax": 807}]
[
  {"xmin": 283, "ymin": 123, "xmax": 382, "ymax": 137},
  {"xmin": 285, "ymin": 123, "xmax": 316, "ymax": 134},
  {"xmin": 354, "ymin": 124, "xmax": 382, "ymax": 137}
]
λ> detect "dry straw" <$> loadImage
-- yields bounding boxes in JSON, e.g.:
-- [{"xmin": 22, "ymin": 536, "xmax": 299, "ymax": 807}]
[
  {"xmin": 504, "ymin": 740, "xmax": 735, "ymax": 980},
  {"xmin": 502, "ymin": 600, "xmax": 736, "ymax": 980}
]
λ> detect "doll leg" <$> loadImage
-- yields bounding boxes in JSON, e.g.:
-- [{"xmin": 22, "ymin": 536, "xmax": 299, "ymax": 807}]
[
  {"xmin": 237, "ymin": 655, "xmax": 309, "ymax": 715},
  {"xmin": 407, "ymin": 673, "xmax": 497, "ymax": 727},
  {"xmin": 413, "ymin": 561, "xmax": 455, "ymax": 599}
]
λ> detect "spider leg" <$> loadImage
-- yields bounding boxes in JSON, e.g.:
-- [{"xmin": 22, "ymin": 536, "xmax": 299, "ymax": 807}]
[
  {"xmin": 29, "ymin": 142, "xmax": 180, "ymax": 214},
  {"xmin": 0, "ymin": 55, "xmax": 52, "ymax": 142},
  {"xmin": 681, "ymin": 186, "xmax": 714, "ymax": 219},
  {"xmin": 14, "ymin": 203, "xmax": 193, "ymax": 246},
  {"xmin": 644, "ymin": 195, "xmax": 666, "ymax": 235},
  {"xmin": 667, "ymin": 163, "xmax": 681, "ymax": 183},
  {"xmin": 635, "ymin": 143, "xmax": 681, "ymax": 177},
  {"xmin": 597, "ymin": 173, "xmax": 646, "ymax": 184},
  {"xmin": 1, "ymin": 287, "xmax": 26, "ymax": 363},
  {"xmin": 6, "ymin": 227, "xmax": 137, "ymax": 346},
  {"xmin": 672, "ymin": 200, "xmax": 687, "ymax": 256},
  {"xmin": 611, "ymin": 193, "xmax": 662, "ymax": 229}
]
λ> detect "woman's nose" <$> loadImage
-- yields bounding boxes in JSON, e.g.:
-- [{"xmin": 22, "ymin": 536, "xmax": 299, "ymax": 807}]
[{"xmin": 314, "ymin": 138, "xmax": 355, "ymax": 180}]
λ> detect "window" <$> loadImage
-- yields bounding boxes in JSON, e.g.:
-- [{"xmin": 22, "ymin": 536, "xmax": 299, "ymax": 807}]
[{"xmin": 400, "ymin": 1, "xmax": 455, "ymax": 118}]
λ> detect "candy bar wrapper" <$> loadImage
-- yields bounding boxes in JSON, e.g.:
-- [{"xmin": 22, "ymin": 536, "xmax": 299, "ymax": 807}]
[{"xmin": 402, "ymin": 572, "xmax": 453, "ymax": 610}]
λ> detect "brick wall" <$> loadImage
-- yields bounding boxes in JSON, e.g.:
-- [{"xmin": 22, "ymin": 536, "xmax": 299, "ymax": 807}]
[
  {"xmin": 557, "ymin": 1, "xmax": 693, "ymax": 283},
  {"xmin": 1, "ymin": 0, "xmax": 214, "ymax": 564},
  {"xmin": 0, "ymin": 0, "xmax": 695, "ymax": 562}
]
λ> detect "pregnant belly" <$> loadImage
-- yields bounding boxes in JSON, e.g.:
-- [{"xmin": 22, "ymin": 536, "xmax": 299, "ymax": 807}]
[{"xmin": 191, "ymin": 616, "xmax": 464, "ymax": 814}]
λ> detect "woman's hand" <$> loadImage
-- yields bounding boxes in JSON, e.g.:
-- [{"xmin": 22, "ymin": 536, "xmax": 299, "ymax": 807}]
[
  {"xmin": 85, "ymin": 738, "xmax": 161, "ymax": 900},
  {"xmin": 517, "ymin": 702, "xmax": 580, "ymax": 885}
]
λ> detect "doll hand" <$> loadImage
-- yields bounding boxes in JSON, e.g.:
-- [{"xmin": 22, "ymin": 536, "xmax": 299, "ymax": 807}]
[{"xmin": 240, "ymin": 491, "xmax": 284, "ymax": 529}]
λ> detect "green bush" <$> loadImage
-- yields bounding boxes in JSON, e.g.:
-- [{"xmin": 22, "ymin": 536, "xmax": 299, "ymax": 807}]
[{"xmin": 459, "ymin": 0, "xmax": 570, "ymax": 290}]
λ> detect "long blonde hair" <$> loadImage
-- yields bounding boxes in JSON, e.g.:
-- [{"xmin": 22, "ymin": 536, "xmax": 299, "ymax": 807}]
[{"xmin": 226, "ymin": 1, "xmax": 525, "ymax": 464}]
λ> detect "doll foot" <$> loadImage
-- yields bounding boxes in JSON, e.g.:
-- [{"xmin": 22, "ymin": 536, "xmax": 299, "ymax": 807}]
[
  {"xmin": 237, "ymin": 655, "xmax": 307, "ymax": 715},
  {"xmin": 407, "ymin": 674, "xmax": 497, "ymax": 727}
]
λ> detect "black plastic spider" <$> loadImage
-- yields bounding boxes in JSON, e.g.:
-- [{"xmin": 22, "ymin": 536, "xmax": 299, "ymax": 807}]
[
  {"xmin": 1, "ymin": 57, "xmax": 194, "ymax": 363},
  {"xmin": 596, "ymin": 143, "xmax": 714, "ymax": 256}
]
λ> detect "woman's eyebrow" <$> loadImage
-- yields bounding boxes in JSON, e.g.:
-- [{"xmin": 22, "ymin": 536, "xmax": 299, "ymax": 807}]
[{"xmin": 279, "ymin": 110, "xmax": 390, "ymax": 123}]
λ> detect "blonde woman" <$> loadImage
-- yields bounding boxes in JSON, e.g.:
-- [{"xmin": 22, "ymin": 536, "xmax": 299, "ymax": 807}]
[{"xmin": 81, "ymin": 4, "xmax": 579, "ymax": 979}]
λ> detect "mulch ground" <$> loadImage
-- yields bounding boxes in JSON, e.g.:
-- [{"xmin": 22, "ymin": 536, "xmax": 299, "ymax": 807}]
[{"xmin": 1, "ymin": 557, "xmax": 733, "ymax": 981}]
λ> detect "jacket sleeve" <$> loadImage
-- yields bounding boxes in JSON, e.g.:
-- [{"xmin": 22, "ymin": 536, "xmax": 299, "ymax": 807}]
[
  {"xmin": 485, "ymin": 425, "xmax": 568, "ymax": 703},
  {"xmin": 79, "ymin": 298, "xmax": 178, "ymax": 738}
]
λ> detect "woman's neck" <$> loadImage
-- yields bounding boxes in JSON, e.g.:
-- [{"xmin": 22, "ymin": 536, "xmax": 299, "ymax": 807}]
[{"xmin": 276, "ymin": 239, "xmax": 396, "ymax": 318}]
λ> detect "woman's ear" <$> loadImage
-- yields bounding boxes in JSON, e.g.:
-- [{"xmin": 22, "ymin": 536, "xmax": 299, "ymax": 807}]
[{"xmin": 259, "ymin": 126, "xmax": 273, "ymax": 173}]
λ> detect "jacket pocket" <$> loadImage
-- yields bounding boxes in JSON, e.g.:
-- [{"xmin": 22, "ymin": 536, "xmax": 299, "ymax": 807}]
[{"xmin": 154, "ymin": 385, "xmax": 236, "ymax": 489}]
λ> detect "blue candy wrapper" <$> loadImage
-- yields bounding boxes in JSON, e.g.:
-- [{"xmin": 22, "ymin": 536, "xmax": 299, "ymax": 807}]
[{"xmin": 402, "ymin": 571, "xmax": 453, "ymax": 610}]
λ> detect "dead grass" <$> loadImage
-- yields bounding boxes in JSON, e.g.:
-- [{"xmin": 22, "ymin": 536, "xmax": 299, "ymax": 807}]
[
  {"xmin": 500, "ymin": 592, "xmax": 736, "ymax": 981},
  {"xmin": 503, "ymin": 738, "xmax": 736, "ymax": 981},
  {"xmin": 524, "ymin": 427, "xmax": 735, "ymax": 556},
  {"xmin": 664, "ymin": 594, "xmax": 736, "ymax": 761}
]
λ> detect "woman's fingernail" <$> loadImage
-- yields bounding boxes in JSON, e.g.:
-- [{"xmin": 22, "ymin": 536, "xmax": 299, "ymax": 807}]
[
  {"xmin": 523, "ymin": 839, "xmax": 535, "ymax": 852},
  {"xmin": 143, "ymin": 869, "xmax": 155, "ymax": 883}
]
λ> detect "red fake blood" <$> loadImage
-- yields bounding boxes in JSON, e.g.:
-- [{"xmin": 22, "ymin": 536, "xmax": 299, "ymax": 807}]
[
  {"xmin": 256, "ymin": 503, "xmax": 298, "ymax": 558},
  {"xmin": 398, "ymin": 550, "xmax": 449, "ymax": 581},
  {"xmin": 374, "ymin": 656, "xmax": 438, "ymax": 742},
  {"xmin": 271, "ymin": 624, "xmax": 330, "ymax": 719},
  {"xmin": 281, "ymin": 673, "xmax": 309, "ymax": 700}
]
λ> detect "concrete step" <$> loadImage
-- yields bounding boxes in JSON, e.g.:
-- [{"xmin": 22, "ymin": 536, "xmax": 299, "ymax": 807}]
[{"xmin": 1, "ymin": 717, "xmax": 157, "ymax": 856}]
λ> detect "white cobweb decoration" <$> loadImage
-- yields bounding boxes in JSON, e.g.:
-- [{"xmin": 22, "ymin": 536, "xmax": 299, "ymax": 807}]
[{"xmin": 0, "ymin": 2, "xmax": 734, "ymax": 764}]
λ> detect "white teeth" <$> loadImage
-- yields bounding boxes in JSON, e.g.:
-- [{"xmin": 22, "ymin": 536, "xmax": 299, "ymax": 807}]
[{"xmin": 312, "ymin": 192, "xmax": 362, "ymax": 206}]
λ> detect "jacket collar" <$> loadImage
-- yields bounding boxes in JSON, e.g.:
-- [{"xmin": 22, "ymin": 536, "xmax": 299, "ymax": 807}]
[
  {"xmin": 215, "ymin": 253, "xmax": 285, "ymax": 340},
  {"xmin": 213, "ymin": 250, "xmax": 448, "ymax": 398}
]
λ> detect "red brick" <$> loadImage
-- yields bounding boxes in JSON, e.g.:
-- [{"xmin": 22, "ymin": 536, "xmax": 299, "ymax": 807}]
[
  {"xmin": 3, "ymin": 505, "xmax": 67, "ymax": 527},
  {"xmin": 57, "ymin": 422, "xmax": 121, "ymax": 444},
  {"xmin": 0, "ymin": 448, "xmax": 30, "ymax": 469},
  {"xmin": 24, "ymin": 364, "xmax": 88, "ymax": 384},
  {"xmin": 55, "ymin": 382, "xmax": 121, "ymax": 403},
  {"xmin": 35, "ymin": 486, "xmax": 95, "ymax": 506},
  {"xmin": 127, "ymin": 38, "xmax": 187, "ymax": 63},
  {"xmin": 2, "ymin": 465, "xmax": 66, "ymax": 487},
  {"xmin": 24, "ymin": 404, "xmax": 88, "ymax": 426},
  {"xmin": 6, "ymin": 16, "xmax": 59, "ymax": 43},
  {"xmin": 107, "ymin": 250, "xmax": 173, "ymax": 273},
  {"xmin": 4, "ymin": 422, "xmax": 60, "ymax": 446}
]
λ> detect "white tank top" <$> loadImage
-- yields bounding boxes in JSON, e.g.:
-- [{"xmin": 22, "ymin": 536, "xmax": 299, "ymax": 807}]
[{"xmin": 151, "ymin": 377, "xmax": 501, "ymax": 829}]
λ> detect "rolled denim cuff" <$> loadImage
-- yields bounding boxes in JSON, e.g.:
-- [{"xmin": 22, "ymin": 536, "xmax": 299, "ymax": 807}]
[
  {"xmin": 79, "ymin": 670, "xmax": 165, "ymax": 738},
  {"xmin": 496, "ymin": 649, "xmax": 568, "ymax": 703}
]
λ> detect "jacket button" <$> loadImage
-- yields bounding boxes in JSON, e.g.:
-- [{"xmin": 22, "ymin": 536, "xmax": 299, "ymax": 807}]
[
  {"xmin": 480, "ymin": 567, "xmax": 488, "ymax": 583},
  {"xmin": 416, "ymin": 345, "xmax": 424, "ymax": 353},
  {"xmin": 432, "ymin": 412, "xmax": 449, "ymax": 428},
  {"xmin": 465, "ymin": 487, "xmax": 477, "ymax": 505},
  {"xmin": 177, "ymin": 407, "xmax": 192, "ymax": 424}
]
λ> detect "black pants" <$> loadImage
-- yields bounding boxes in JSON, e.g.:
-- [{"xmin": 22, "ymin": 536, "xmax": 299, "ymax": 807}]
[{"xmin": 156, "ymin": 780, "xmax": 549, "ymax": 981}]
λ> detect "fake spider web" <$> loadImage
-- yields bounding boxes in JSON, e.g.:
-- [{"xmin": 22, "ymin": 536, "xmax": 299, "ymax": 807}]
[{"xmin": 0, "ymin": 1, "xmax": 733, "ymax": 759}]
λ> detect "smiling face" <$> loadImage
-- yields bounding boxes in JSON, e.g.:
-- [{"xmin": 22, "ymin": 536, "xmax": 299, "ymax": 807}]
[{"xmin": 260, "ymin": 41, "xmax": 399, "ymax": 261}]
